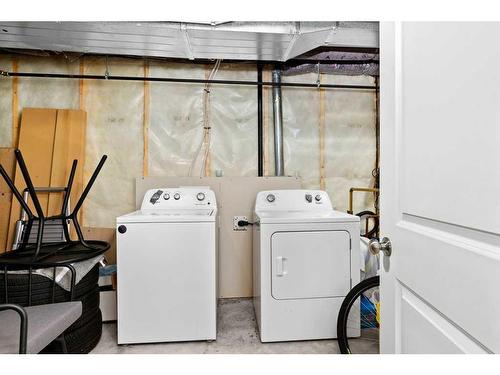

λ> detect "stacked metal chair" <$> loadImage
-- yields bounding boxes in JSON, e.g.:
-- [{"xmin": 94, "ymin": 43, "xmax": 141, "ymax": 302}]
[{"xmin": 0, "ymin": 149, "xmax": 110, "ymax": 353}]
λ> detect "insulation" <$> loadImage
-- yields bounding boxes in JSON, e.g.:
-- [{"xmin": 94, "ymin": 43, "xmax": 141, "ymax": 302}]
[
  {"xmin": 283, "ymin": 62, "xmax": 379, "ymax": 77},
  {"xmin": 17, "ymin": 56, "xmax": 79, "ymax": 111},
  {"xmin": 281, "ymin": 73, "xmax": 321, "ymax": 188},
  {"xmin": 0, "ymin": 54, "xmax": 377, "ymax": 228},
  {"xmin": 209, "ymin": 64, "xmax": 257, "ymax": 177},
  {"xmin": 281, "ymin": 73, "xmax": 376, "ymax": 213},
  {"xmin": 323, "ymin": 74, "xmax": 376, "ymax": 213},
  {"xmin": 0, "ymin": 55, "xmax": 12, "ymax": 147},
  {"xmin": 148, "ymin": 62, "xmax": 258, "ymax": 178},
  {"xmin": 148, "ymin": 62, "xmax": 206, "ymax": 176},
  {"xmin": 82, "ymin": 57, "xmax": 144, "ymax": 228}
]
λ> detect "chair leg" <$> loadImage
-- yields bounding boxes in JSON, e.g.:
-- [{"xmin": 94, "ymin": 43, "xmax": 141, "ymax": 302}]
[{"xmin": 54, "ymin": 335, "xmax": 68, "ymax": 354}]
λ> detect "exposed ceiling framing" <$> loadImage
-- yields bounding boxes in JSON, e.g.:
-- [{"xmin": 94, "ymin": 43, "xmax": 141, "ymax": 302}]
[{"xmin": 0, "ymin": 21, "xmax": 379, "ymax": 62}]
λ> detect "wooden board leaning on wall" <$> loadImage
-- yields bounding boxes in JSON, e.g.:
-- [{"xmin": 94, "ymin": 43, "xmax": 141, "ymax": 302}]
[
  {"xmin": 0, "ymin": 148, "xmax": 16, "ymax": 252},
  {"xmin": 4, "ymin": 108, "xmax": 87, "ymax": 252}
]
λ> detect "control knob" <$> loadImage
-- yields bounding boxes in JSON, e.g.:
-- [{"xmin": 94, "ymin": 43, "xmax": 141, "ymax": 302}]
[
  {"xmin": 305, "ymin": 194, "xmax": 312, "ymax": 203},
  {"xmin": 315, "ymin": 194, "xmax": 322, "ymax": 202},
  {"xmin": 174, "ymin": 193, "xmax": 180, "ymax": 200},
  {"xmin": 163, "ymin": 193, "xmax": 170, "ymax": 200},
  {"xmin": 197, "ymin": 192, "xmax": 206, "ymax": 201},
  {"xmin": 266, "ymin": 194, "xmax": 276, "ymax": 203}
]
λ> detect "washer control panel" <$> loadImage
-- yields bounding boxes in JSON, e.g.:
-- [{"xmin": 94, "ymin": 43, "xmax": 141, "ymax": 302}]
[
  {"xmin": 255, "ymin": 189, "xmax": 332, "ymax": 211},
  {"xmin": 141, "ymin": 187, "xmax": 216, "ymax": 210}
]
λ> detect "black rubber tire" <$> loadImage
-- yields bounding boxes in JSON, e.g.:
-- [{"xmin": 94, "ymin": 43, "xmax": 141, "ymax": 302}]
[
  {"xmin": 2, "ymin": 265, "xmax": 102, "ymax": 354},
  {"xmin": 64, "ymin": 309, "xmax": 103, "ymax": 353},
  {"xmin": 0, "ymin": 264, "xmax": 99, "ymax": 303},
  {"xmin": 41, "ymin": 309, "xmax": 102, "ymax": 354},
  {"xmin": 337, "ymin": 276, "xmax": 380, "ymax": 354},
  {"xmin": 66, "ymin": 285, "xmax": 100, "ymax": 332}
]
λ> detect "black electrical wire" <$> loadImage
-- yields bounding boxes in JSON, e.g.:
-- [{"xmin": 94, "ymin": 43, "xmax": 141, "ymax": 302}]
[
  {"xmin": 0, "ymin": 70, "xmax": 377, "ymax": 90},
  {"xmin": 237, "ymin": 220, "xmax": 254, "ymax": 227}
]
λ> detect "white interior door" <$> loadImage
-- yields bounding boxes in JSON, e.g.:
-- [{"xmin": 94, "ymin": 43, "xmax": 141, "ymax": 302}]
[{"xmin": 380, "ymin": 22, "xmax": 500, "ymax": 354}]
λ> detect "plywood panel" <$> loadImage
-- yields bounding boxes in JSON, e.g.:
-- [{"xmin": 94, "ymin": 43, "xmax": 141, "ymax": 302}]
[
  {"xmin": 0, "ymin": 193, "xmax": 13, "ymax": 252},
  {"xmin": 135, "ymin": 176, "xmax": 301, "ymax": 298},
  {"xmin": 6, "ymin": 108, "xmax": 57, "ymax": 250},
  {"xmin": 83, "ymin": 227, "xmax": 116, "ymax": 264},
  {"xmin": 0, "ymin": 148, "xmax": 16, "ymax": 252},
  {"xmin": 0, "ymin": 148, "xmax": 16, "ymax": 193},
  {"xmin": 48, "ymin": 110, "xmax": 87, "ymax": 227}
]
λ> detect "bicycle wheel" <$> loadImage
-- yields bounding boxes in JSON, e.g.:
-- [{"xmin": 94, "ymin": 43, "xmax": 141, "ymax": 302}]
[{"xmin": 337, "ymin": 276, "xmax": 380, "ymax": 354}]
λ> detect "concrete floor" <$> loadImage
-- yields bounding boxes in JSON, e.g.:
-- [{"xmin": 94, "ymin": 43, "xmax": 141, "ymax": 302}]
[{"xmin": 92, "ymin": 298, "xmax": 377, "ymax": 354}]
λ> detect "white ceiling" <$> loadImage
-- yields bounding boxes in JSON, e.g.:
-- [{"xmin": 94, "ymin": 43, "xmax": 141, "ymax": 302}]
[{"xmin": 0, "ymin": 21, "xmax": 379, "ymax": 62}]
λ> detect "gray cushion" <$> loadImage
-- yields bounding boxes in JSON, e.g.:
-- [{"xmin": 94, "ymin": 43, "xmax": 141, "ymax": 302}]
[{"xmin": 0, "ymin": 302, "xmax": 82, "ymax": 354}]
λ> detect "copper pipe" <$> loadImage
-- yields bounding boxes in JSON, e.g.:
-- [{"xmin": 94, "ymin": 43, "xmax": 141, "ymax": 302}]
[{"xmin": 348, "ymin": 187, "xmax": 380, "ymax": 215}]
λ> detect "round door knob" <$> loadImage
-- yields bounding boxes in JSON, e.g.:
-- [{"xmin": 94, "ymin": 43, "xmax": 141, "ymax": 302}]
[
  {"xmin": 266, "ymin": 194, "xmax": 276, "ymax": 203},
  {"xmin": 368, "ymin": 237, "xmax": 392, "ymax": 257},
  {"xmin": 174, "ymin": 193, "xmax": 180, "ymax": 200},
  {"xmin": 315, "ymin": 194, "xmax": 322, "ymax": 202},
  {"xmin": 118, "ymin": 225, "xmax": 127, "ymax": 234},
  {"xmin": 163, "ymin": 193, "xmax": 170, "ymax": 200}
]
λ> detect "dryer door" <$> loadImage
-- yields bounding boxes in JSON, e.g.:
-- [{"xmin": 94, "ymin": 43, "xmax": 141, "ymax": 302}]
[{"xmin": 271, "ymin": 230, "xmax": 351, "ymax": 300}]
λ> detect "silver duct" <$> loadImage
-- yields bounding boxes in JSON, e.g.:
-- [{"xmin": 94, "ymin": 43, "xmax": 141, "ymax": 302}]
[
  {"xmin": 283, "ymin": 62, "xmax": 379, "ymax": 77},
  {"xmin": 272, "ymin": 69, "xmax": 285, "ymax": 176},
  {"xmin": 284, "ymin": 50, "xmax": 379, "ymax": 76}
]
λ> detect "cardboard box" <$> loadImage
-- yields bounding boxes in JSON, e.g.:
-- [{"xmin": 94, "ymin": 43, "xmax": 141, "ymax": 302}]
[{"xmin": 100, "ymin": 290, "xmax": 117, "ymax": 322}]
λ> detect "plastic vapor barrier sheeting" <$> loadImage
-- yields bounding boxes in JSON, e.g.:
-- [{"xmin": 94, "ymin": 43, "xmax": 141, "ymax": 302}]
[
  {"xmin": 0, "ymin": 55, "xmax": 81, "ymax": 147},
  {"xmin": 281, "ymin": 73, "xmax": 376, "ymax": 213},
  {"xmin": 148, "ymin": 62, "xmax": 257, "ymax": 177},
  {"xmin": 0, "ymin": 55, "xmax": 377, "ymax": 227},
  {"xmin": 323, "ymin": 74, "xmax": 377, "ymax": 213},
  {"xmin": 82, "ymin": 57, "xmax": 144, "ymax": 228},
  {"xmin": 281, "ymin": 73, "xmax": 321, "ymax": 187},
  {"xmin": 18, "ymin": 56, "xmax": 80, "ymax": 111},
  {"xmin": 149, "ymin": 62, "xmax": 206, "ymax": 176},
  {"xmin": 0, "ymin": 55, "xmax": 12, "ymax": 147},
  {"xmin": 209, "ymin": 64, "xmax": 258, "ymax": 177}
]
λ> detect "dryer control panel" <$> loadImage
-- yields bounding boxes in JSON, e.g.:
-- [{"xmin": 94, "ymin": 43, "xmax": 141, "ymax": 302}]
[
  {"xmin": 140, "ymin": 187, "xmax": 216, "ymax": 210},
  {"xmin": 255, "ymin": 189, "xmax": 333, "ymax": 211}
]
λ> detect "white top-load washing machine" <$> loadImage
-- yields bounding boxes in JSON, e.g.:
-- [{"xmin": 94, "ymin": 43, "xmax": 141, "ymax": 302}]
[
  {"xmin": 253, "ymin": 189, "xmax": 360, "ymax": 342},
  {"xmin": 116, "ymin": 187, "xmax": 217, "ymax": 344}
]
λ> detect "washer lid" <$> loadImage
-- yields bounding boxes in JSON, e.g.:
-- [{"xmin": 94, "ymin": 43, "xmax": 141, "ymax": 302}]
[
  {"xmin": 117, "ymin": 208, "xmax": 216, "ymax": 223},
  {"xmin": 255, "ymin": 209, "xmax": 359, "ymax": 224}
]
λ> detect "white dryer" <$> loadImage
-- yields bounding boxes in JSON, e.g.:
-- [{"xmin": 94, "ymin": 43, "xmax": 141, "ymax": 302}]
[
  {"xmin": 116, "ymin": 187, "xmax": 217, "ymax": 344},
  {"xmin": 252, "ymin": 189, "xmax": 360, "ymax": 342}
]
